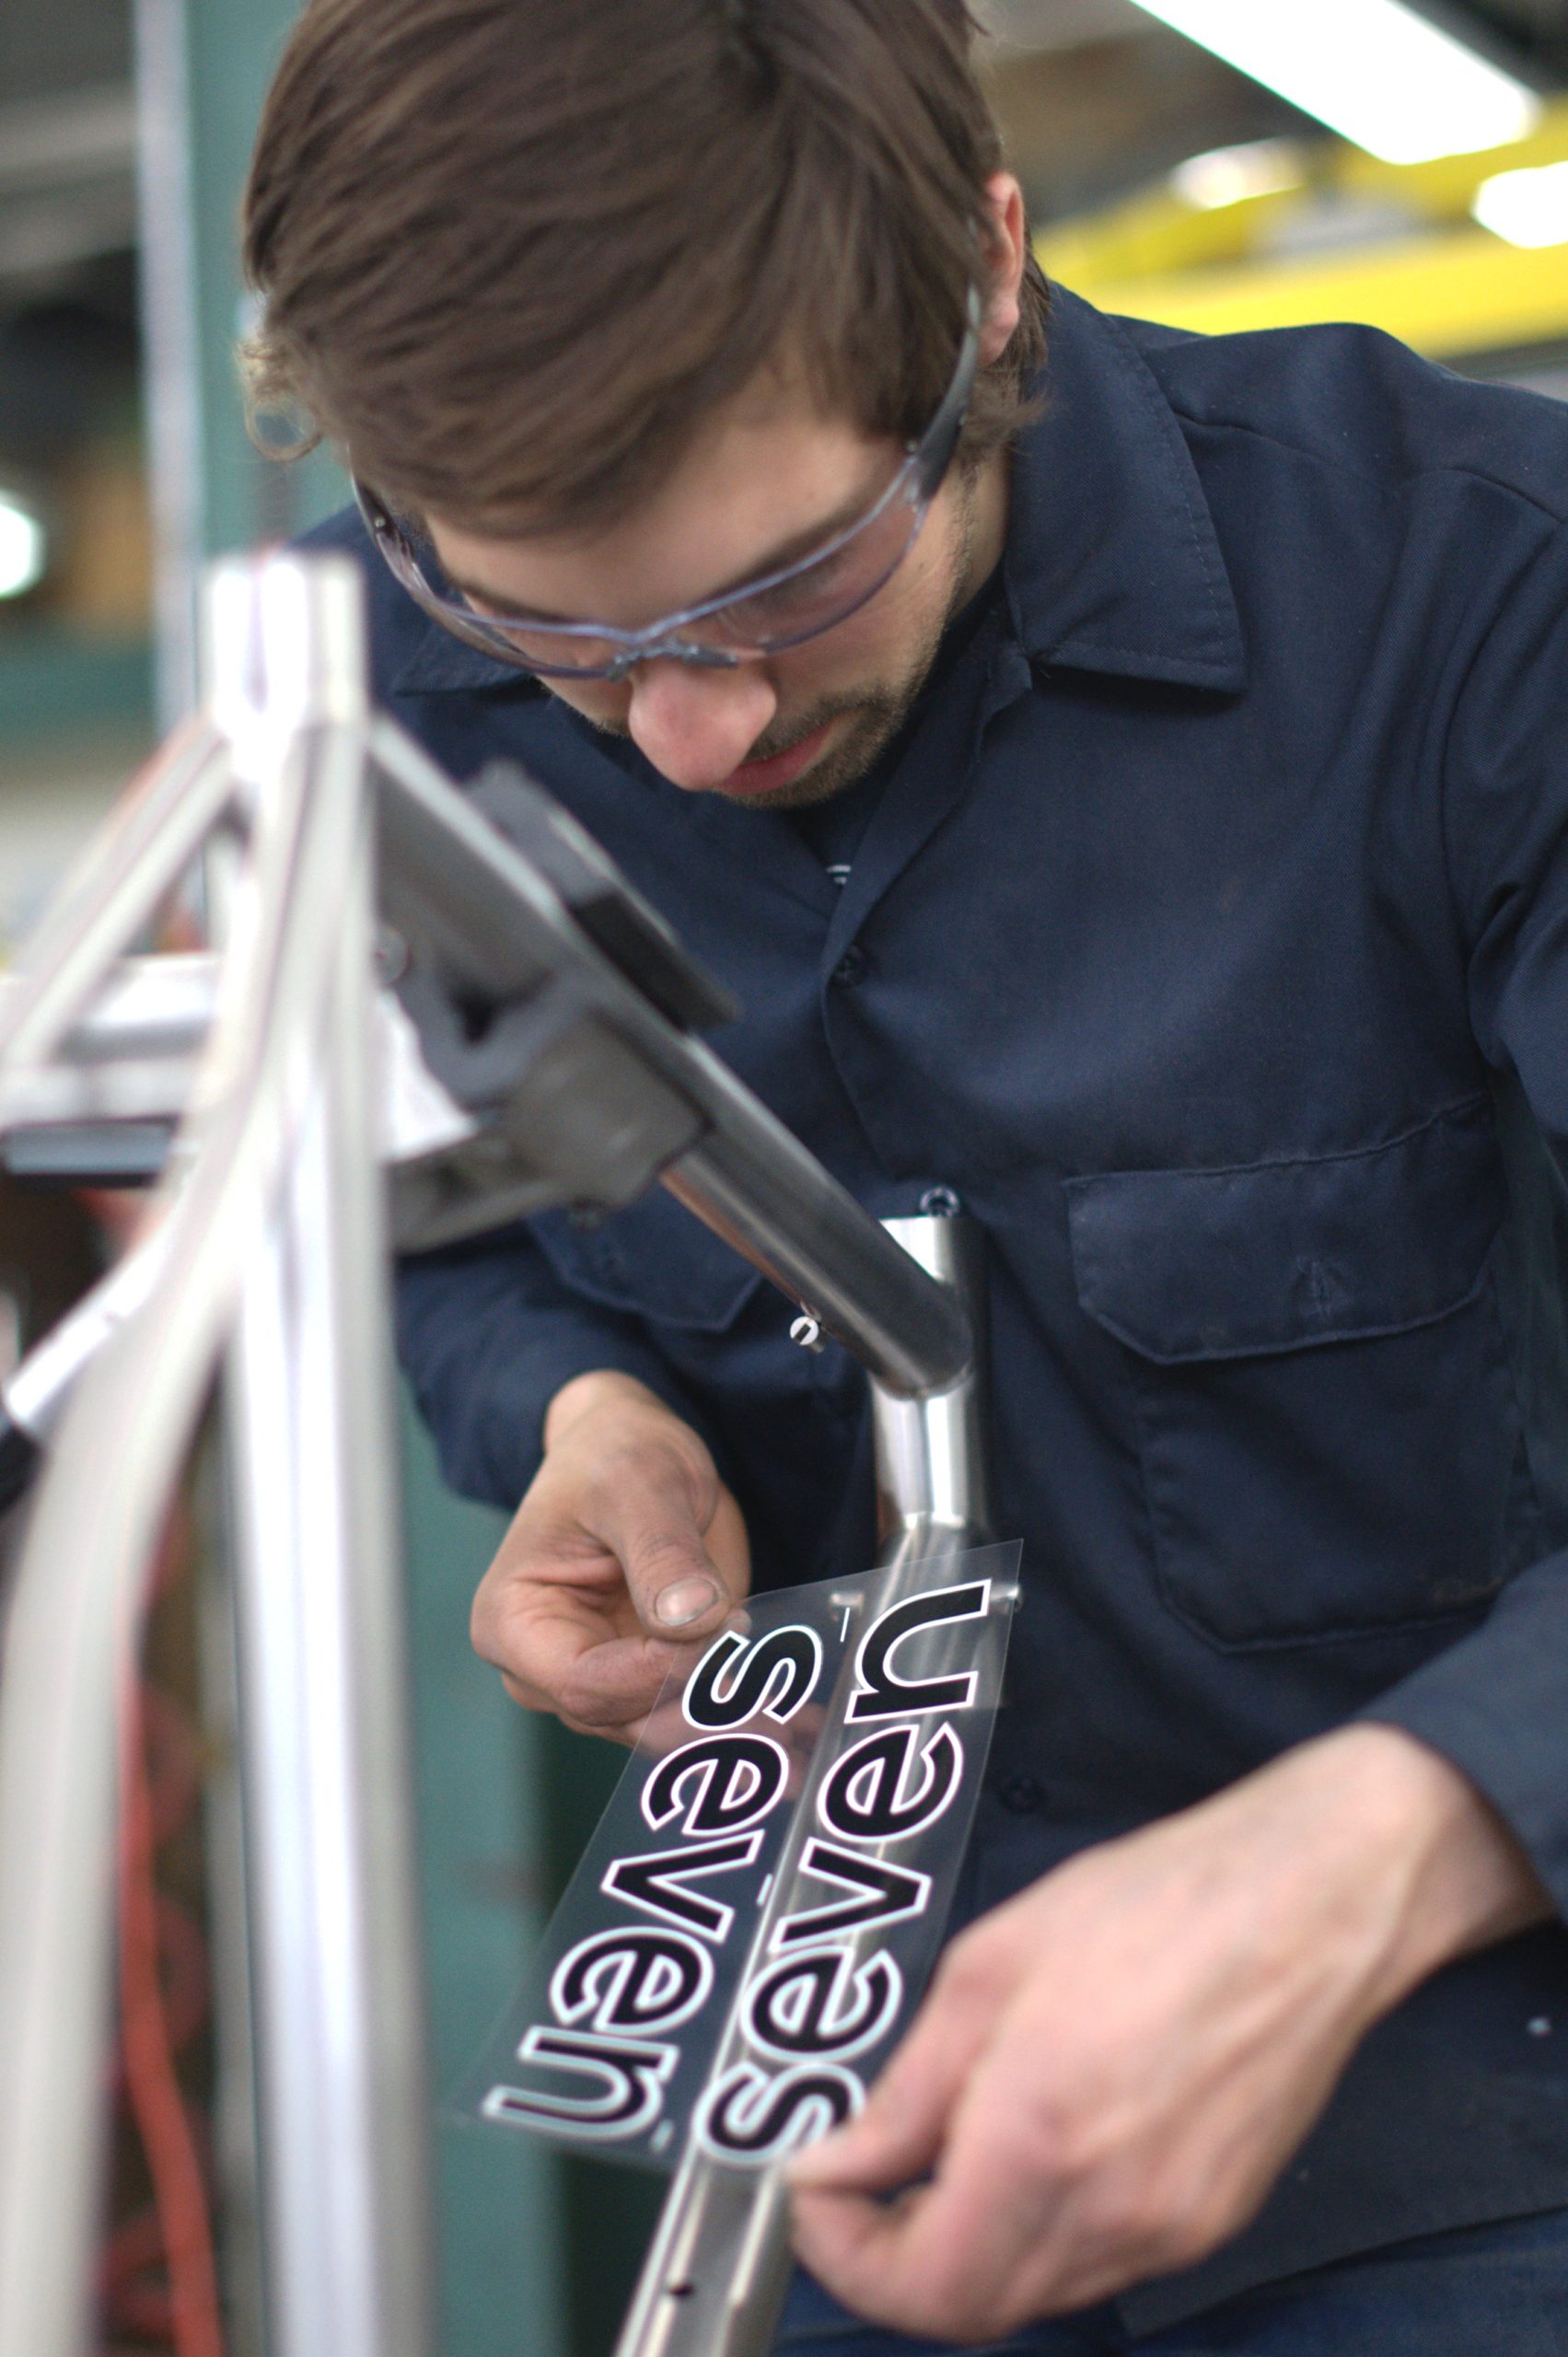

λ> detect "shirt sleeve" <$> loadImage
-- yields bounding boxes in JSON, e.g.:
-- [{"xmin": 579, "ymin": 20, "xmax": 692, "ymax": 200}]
[
  {"xmin": 394, "ymin": 1226, "xmax": 714, "ymax": 1513},
  {"xmin": 1360, "ymin": 513, "xmax": 1568, "ymax": 1919}
]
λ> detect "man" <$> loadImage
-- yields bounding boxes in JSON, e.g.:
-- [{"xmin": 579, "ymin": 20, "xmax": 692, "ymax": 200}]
[{"xmin": 244, "ymin": 2, "xmax": 1568, "ymax": 2347}]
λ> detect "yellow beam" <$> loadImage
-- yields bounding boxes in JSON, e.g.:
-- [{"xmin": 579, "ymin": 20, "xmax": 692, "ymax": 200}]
[
  {"xmin": 1037, "ymin": 97, "xmax": 1568, "ymax": 286},
  {"xmin": 1334, "ymin": 96, "xmax": 1568, "ymax": 221},
  {"xmin": 1055, "ymin": 225, "xmax": 1568, "ymax": 358},
  {"xmin": 1039, "ymin": 181, "xmax": 1303, "ymax": 285},
  {"xmin": 1035, "ymin": 93, "xmax": 1568, "ymax": 358}
]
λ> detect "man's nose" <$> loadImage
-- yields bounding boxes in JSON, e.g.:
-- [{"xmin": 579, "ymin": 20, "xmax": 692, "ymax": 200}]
[{"xmin": 625, "ymin": 657, "xmax": 778, "ymax": 792}]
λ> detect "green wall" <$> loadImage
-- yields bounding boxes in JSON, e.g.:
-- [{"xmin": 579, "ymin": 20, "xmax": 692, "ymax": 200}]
[
  {"xmin": 180, "ymin": 0, "xmax": 348, "ymax": 561},
  {"xmin": 401, "ymin": 1398, "xmax": 568, "ymax": 2357}
]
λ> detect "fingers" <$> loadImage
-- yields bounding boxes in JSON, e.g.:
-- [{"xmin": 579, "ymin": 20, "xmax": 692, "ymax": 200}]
[
  {"xmin": 591, "ymin": 1445, "xmax": 746, "ymax": 1641},
  {"xmin": 790, "ymin": 1927, "xmax": 1079, "ymax": 2340},
  {"xmin": 479, "ymin": 1579, "xmax": 706, "ymax": 1739},
  {"xmin": 789, "ymin": 1938, "xmax": 1001, "ymax": 2320},
  {"xmin": 791, "ymin": 1785, "xmax": 1370, "ymax": 2340},
  {"xmin": 471, "ymin": 1382, "xmax": 752, "ymax": 1734},
  {"xmin": 794, "ymin": 2104, "xmax": 1066, "ymax": 2341},
  {"xmin": 501, "ymin": 1622, "xmax": 685, "ymax": 1724},
  {"xmin": 790, "ymin": 1958, "xmax": 987, "ymax": 2198},
  {"xmin": 791, "ymin": 1988, "xmax": 1069, "ymax": 2341},
  {"xmin": 620, "ymin": 1525, "xmax": 726, "ymax": 1637},
  {"xmin": 793, "ymin": 2031, "xmax": 1214, "ymax": 2340}
]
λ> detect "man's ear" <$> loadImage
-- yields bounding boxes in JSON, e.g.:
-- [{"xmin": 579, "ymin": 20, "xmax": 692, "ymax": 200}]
[{"xmin": 980, "ymin": 172, "xmax": 1028, "ymax": 366}]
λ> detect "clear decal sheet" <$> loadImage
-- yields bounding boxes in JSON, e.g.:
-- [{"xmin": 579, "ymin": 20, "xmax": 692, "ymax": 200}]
[{"xmin": 457, "ymin": 1540, "xmax": 1021, "ymax": 2170}]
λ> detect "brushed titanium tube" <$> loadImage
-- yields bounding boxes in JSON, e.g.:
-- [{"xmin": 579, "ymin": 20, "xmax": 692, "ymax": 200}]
[
  {"xmin": 615, "ymin": 1212, "xmax": 992, "ymax": 2357},
  {"xmin": 0, "ymin": 951, "xmax": 215, "ymax": 1091},
  {"xmin": 371, "ymin": 714, "xmax": 971, "ymax": 1399},
  {"xmin": 226, "ymin": 802, "xmax": 432, "ymax": 2357},
  {"xmin": 0, "ymin": 576, "xmax": 363, "ymax": 2357},
  {"xmin": 660, "ymin": 1122, "xmax": 970, "ymax": 1403},
  {"xmin": 0, "ymin": 1231, "xmax": 172, "ymax": 1511},
  {"xmin": 0, "ymin": 716, "xmax": 231, "ymax": 1078},
  {"xmin": 869, "ymin": 1213, "xmax": 991, "ymax": 1549}
]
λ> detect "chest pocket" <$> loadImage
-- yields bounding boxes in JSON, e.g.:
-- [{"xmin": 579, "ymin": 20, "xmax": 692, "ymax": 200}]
[
  {"xmin": 1064, "ymin": 1097, "xmax": 1540, "ymax": 1649},
  {"xmin": 531, "ymin": 1190, "xmax": 764, "ymax": 1331}
]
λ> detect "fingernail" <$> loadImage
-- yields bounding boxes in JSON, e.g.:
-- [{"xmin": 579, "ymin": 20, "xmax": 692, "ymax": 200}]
[
  {"xmin": 655, "ymin": 1574, "xmax": 721, "ymax": 1630},
  {"xmin": 787, "ymin": 2134, "xmax": 846, "ymax": 2185}
]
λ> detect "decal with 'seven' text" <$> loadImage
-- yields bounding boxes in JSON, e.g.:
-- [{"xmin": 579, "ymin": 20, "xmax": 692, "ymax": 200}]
[{"xmin": 459, "ymin": 1542, "xmax": 1020, "ymax": 2170}]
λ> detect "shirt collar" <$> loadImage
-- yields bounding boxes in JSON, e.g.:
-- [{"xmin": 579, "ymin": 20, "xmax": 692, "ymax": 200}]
[
  {"xmin": 1004, "ymin": 285, "xmax": 1246, "ymax": 695},
  {"xmin": 391, "ymin": 284, "xmax": 1247, "ymax": 702},
  {"xmin": 391, "ymin": 623, "xmax": 546, "ymax": 696}
]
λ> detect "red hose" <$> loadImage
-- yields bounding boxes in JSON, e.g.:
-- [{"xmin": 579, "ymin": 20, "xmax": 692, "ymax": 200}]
[{"xmin": 110, "ymin": 1659, "xmax": 224, "ymax": 2357}]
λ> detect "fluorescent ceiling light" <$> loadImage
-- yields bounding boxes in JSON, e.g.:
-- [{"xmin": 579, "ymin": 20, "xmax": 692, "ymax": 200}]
[
  {"xmin": 1170, "ymin": 139, "xmax": 1306, "ymax": 210},
  {"xmin": 0, "ymin": 494, "xmax": 45, "ymax": 600},
  {"xmin": 1474, "ymin": 160, "xmax": 1568, "ymax": 248},
  {"xmin": 1129, "ymin": 1, "xmax": 1540, "ymax": 166}
]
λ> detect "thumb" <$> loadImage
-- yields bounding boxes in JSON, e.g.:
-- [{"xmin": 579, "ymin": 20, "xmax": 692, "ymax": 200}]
[
  {"xmin": 598, "ymin": 1446, "xmax": 738, "ymax": 1639},
  {"xmin": 789, "ymin": 1977, "xmax": 985, "ymax": 2195}
]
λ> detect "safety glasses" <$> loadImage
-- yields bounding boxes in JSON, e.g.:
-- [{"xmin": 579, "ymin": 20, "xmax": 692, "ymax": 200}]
[{"xmin": 354, "ymin": 293, "xmax": 981, "ymax": 681}]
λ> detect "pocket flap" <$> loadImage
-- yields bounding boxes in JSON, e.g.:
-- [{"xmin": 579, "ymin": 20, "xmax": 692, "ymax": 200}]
[
  {"xmin": 1064, "ymin": 1098, "xmax": 1504, "ymax": 1364},
  {"xmin": 531, "ymin": 1191, "xmax": 764, "ymax": 1331}
]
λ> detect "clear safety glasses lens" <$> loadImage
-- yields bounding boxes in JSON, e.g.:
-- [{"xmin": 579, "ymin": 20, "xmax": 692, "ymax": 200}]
[
  {"xmin": 360, "ymin": 466, "xmax": 929, "ymax": 679},
  {"xmin": 359, "ymin": 283, "xmax": 979, "ymax": 679}
]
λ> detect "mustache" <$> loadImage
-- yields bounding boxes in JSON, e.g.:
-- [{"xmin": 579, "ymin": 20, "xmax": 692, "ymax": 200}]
[
  {"xmin": 579, "ymin": 686, "xmax": 908, "ymax": 772},
  {"xmin": 742, "ymin": 692, "xmax": 902, "ymax": 768}
]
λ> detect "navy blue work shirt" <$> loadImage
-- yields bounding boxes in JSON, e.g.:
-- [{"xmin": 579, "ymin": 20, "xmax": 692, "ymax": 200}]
[{"xmin": 311, "ymin": 284, "xmax": 1568, "ymax": 2334}]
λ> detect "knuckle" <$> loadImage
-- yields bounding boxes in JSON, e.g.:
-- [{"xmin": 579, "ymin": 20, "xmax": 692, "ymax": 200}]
[
  {"xmin": 633, "ymin": 1527, "xmax": 707, "ymax": 1578},
  {"xmin": 1002, "ymin": 2073, "xmax": 1125, "ymax": 2189},
  {"xmin": 576, "ymin": 1460, "xmax": 626, "ymax": 1525},
  {"xmin": 931, "ymin": 1938, "xmax": 994, "ymax": 2013},
  {"xmin": 499, "ymin": 1671, "xmax": 546, "ymax": 1713},
  {"xmin": 1018, "ymin": 2104, "xmax": 1102, "ymax": 2189},
  {"xmin": 470, "ymin": 1591, "xmax": 508, "ymax": 1665},
  {"xmin": 1072, "ymin": 2163, "xmax": 1217, "ymax": 2280},
  {"xmin": 585, "ymin": 1467, "xmax": 682, "ymax": 1546},
  {"xmin": 638, "ymin": 1430, "xmax": 715, "ymax": 1512},
  {"xmin": 914, "ymin": 2274, "xmax": 995, "ymax": 2345},
  {"xmin": 598, "ymin": 1421, "xmax": 691, "ymax": 1481},
  {"xmin": 470, "ymin": 1593, "xmax": 535, "ymax": 1676},
  {"xmin": 1144, "ymin": 2197, "xmax": 1229, "ymax": 2275},
  {"xmin": 561, "ymin": 1666, "xmax": 657, "ymax": 1729},
  {"xmin": 1082, "ymin": 2178, "xmax": 1161, "ymax": 2257},
  {"xmin": 970, "ymin": 2287, "xmax": 1037, "ymax": 2343},
  {"xmin": 555, "ymin": 1672, "xmax": 615, "ymax": 1724},
  {"xmin": 477, "ymin": 1517, "xmax": 548, "ymax": 1600},
  {"xmin": 562, "ymin": 1703, "xmax": 637, "ymax": 1744}
]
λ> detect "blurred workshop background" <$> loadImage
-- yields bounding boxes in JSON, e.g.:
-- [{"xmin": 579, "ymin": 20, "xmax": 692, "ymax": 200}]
[{"xmin": 3, "ymin": 4, "xmax": 1568, "ymax": 2353}]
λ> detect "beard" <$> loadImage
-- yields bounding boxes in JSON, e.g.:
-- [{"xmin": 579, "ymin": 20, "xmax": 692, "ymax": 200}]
[
  {"xmin": 741, "ymin": 471, "xmax": 986, "ymax": 809},
  {"xmin": 726, "ymin": 677, "xmax": 931, "ymax": 811},
  {"xmin": 713, "ymin": 485, "xmax": 985, "ymax": 811}
]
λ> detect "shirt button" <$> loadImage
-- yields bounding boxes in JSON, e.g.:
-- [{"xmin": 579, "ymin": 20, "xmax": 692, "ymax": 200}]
[
  {"xmin": 831, "ymin": 946, "xmax": 867, "ymax": 988},
  {"xmin": 919, "ymin": 1185, "xmax": 962, "ymax": 1217},
  {"xmin": 997, "ymin": 1774, "xmax": 1042, "ymax": 1815}
]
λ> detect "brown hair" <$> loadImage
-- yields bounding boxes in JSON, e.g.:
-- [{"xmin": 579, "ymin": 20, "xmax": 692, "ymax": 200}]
[{"xmin": 242, "ymin": 0, "xmax": 1049, "ymax": 533}]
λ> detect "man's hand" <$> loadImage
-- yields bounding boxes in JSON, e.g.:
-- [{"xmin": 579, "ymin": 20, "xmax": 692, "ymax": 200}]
[
  {"xmin": 790, "ymin": 1724, "xmax": 1547, "ymax": 2341},
  {"xmin": 470, "ymin": 1371, "xmax": 749, "ymax": 1744}
]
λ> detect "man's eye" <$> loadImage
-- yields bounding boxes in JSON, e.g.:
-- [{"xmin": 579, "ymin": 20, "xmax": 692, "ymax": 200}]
[
  {"xmin": 731, "ymin": 550, "xmax": 855, "ymax": 630},
  {"xmin": 459, "ymin": 586, "xmax": 527, "ymax": 622}
]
